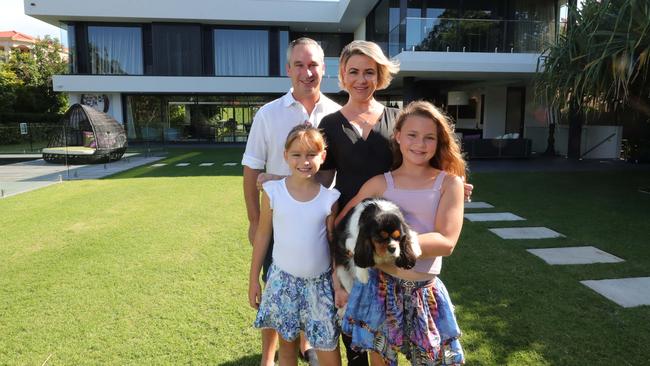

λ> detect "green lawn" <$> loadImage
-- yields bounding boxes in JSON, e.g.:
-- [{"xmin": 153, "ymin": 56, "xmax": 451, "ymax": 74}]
[{"xmin": 1, "ymin": 148, "xmax": 649, "ymax": 365}]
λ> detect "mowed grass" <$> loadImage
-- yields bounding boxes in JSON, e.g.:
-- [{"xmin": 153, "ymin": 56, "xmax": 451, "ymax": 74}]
[
  {"xmin": 447, "ymin": 169, "xmax": 650, "ymax": 365},
  {"xmin": 1, "ymin": 148, "xmax": 649, "ymax": 365}
]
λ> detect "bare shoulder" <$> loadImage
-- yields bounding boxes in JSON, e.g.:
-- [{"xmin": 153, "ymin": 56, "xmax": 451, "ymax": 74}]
[
  {"xmin": 442, "ymin": 173, "xmax": 464, "ymax": 192},
  {"xmin": 364, "ymin": 174, "xmax": 388, "ymax": 195}
]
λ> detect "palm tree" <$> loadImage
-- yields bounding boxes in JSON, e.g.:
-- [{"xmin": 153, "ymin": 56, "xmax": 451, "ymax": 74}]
[{"xmin": 536, "ymin": 0, "xmax": 649, "ymax": 158}]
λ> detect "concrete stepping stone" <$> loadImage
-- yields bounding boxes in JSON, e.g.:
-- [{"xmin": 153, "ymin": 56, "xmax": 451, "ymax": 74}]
[
  {"xmin": 223, "ymin": 162, "xmax": 237, "ymax": 166},
  {"xmin": 199, "ymin": 163, "xmax": 214, "ymax": 166},
  {"xmin": 465, "ymin": 212, "xmax": 525, "ymax": 222},
  {"xmin": 489, "ymin": 227, "xmax": 564, "ymax": 239},
  {"xmin": 527, "ymin": 246, "xmax": 624, "ymax": 265},
  {"xmin": 151, "ymin": 163, "xmax": 167, "ymax": 167},
  {"xmin": 464, "ymin": 201, "xmax": 494, "ymax": 209},
  {"xmin": 176, "ymin": 163, "xmax": 190, "ymax": 167},
  {"xmin": 581, "ymin": 277, "xmax": 650, "ymax": 308}
]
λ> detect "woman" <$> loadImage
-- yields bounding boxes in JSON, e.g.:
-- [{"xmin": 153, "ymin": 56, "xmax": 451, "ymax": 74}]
[
  {"xmin": 318, "ymin": 40, "xmax": 400, "ymax": 208},
  {"xmin": 318, "ymin": 40, "xmax": 400, "ymax": 366}
]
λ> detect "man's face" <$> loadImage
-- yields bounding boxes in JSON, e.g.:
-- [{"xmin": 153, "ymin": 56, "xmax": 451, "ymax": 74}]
[{"xmin": 286, "ymin": 44, "xmax": 325, "ymax": 99}]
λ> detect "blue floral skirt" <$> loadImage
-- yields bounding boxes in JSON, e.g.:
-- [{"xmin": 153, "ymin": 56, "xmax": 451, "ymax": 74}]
[
  {"xmin": 341, "ymin": 269, "xmax": 464, "ymax": 365},
  {"xmin": 254, "ymin": 264, "xmax": 339, "ymax": 351}
]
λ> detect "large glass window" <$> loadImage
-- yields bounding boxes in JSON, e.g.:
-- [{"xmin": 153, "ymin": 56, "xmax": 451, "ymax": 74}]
[
  {"xmin": 67, "ymin": 24, "xmax": 76, "ymax": 73},
  {"xmin": 151, "ymin": 24, "xmax": 202, "ymax": 76},
  {"xmin": 88, "ymin": 25, "xmax": 143, "ymax": 75},
  {"xmin": 125, "ymin": 95, "xmax": 277, "ymax": 143},
  {"xmin": 214, "ymin": 29, "xmax": 269, "ymax": 76},
  {"xmin": 279, "ymin": 30, "xmax": 289, "ymax": 76}
]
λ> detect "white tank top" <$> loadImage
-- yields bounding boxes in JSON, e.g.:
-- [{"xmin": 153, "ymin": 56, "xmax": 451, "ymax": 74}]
[{"xmin": 263, "ymin": 178, "xmax": 340, "ymax": 278}]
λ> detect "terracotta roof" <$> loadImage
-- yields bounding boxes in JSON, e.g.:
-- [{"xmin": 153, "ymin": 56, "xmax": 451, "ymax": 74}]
[{"xmin": 0, "ymin": 30, "xmax": 37, "ymax": 43}]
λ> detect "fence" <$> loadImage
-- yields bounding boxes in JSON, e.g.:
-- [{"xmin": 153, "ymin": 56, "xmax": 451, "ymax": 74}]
[{"xmin": 0, "ymin": 122, "xmax": 62, "ymax": 154}]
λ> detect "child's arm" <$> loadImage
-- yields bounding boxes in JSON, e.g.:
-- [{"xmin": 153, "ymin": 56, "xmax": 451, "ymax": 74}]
[
  {"xmin": 333, "ymin": 175, "xmax": 386, "ymax": 226},
  {"xmin": 418, "ymin": 175, "xmax": 465, "ymax": 258},
  {"xmin": 328, "ymin": 201, "xmax": 348, "ymax": 308},
  {"xmin": 248, "ymin": 191, "xmax": 273, "ymax": 310}
]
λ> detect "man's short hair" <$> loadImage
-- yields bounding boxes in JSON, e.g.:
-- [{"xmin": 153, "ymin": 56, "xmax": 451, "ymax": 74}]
[{"xmin": 286, "ymin": 37, "xmax": 325, "ymax": 66}]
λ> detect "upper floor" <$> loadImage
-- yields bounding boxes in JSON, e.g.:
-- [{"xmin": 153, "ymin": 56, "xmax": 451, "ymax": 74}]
[{"xmin": 26, "ymin": 0, "xmax": 563, "ymax": 79}]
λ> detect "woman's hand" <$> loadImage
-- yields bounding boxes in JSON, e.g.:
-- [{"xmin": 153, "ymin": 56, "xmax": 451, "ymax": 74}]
[
  {"xmin": 248, "ymin": 278, "xmax": 262, "ymax": 310},
  {"xmin": 463, "ymin": 178, "xmax": 474, "ymax": 202}
]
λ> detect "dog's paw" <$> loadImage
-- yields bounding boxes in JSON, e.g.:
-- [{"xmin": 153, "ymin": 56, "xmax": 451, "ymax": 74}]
[
  {"xmin": 410, "ymin": 230, "xmax": 422, "ymax": 258},
  {"xmin": 356, "ymin": 267, "xmax": 369, "ymax": 284}
]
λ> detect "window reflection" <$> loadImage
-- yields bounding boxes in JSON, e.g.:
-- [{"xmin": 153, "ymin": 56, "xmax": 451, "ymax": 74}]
[
  {"xmin": 88, "ymin": 26, "xmax": 143, "ymax": 75},
  {"xmin": 214, "ymin": 29, "xmax": 269, "ymax": 76}
]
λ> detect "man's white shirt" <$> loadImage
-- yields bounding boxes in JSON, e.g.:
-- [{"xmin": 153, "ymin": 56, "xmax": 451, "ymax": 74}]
[{"xmin": 241, "ymin": 89, "xmax": 341, "ymax": 176}]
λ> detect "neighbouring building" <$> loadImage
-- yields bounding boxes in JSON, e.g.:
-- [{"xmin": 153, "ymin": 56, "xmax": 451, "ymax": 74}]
[
  {"xmin": 23, "ymin": 0, "xmax": 623, "ymax": 158},
  {"xmin": 0, "ymin": 29, "xmax": 69, "ymax": 62},
  {"xmin": 0, "ymin": 30, "xmax": 37, "ymax": 61}
]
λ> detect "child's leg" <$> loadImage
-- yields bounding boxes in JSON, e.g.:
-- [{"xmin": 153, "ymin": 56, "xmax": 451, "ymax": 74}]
[
  {"xmin": 368, "ymin": 351, "xmax": 386, "ymax": 366},
  {"xmin": 261, "ymin": 328, "xmax": 278, "ymax": 366},
  {"xmin": 278, "ymin": 336, "xmax": 299, "ymax": 366},
  {"xmin": 315, "ymin": 345, "xmax": 341, "ymax": 366}
]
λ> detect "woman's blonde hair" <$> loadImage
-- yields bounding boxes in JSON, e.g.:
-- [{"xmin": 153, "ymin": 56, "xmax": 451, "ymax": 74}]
[
  {"xmin": 284, "ymin": 124, "xmax": 327, "ymax": 152},
  {"xmin": 338, "ymin": 40, "xmax": 400, "ymax": 91},
  {"xmin": 391, "ymin": 101, "xmax": 466, "ymax": 178}
]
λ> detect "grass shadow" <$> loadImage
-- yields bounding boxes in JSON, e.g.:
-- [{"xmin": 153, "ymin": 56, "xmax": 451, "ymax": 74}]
[
  {"xmin": 219, "ymin": 354, "xmax": 262, "ymax": 366},
  {"xmin": 106, "ymin": 147, "xmax": 246, "ymax": 179}
]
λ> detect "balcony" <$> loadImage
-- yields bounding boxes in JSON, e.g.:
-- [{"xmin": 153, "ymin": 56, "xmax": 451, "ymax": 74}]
[{"xmin": 389, "ymin": 17, "xmax": 554, "ymax": 57}]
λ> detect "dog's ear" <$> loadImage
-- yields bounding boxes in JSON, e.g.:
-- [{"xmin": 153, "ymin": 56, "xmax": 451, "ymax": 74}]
[
  {"xmin": 395, "ymin": 226, "xmax": 417, "ymax": 269},
  {"xmin": 354, "ymin": 211, "xmax": 376, "ymax": 268}
]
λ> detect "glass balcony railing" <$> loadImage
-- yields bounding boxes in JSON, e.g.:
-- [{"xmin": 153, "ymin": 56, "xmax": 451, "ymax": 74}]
[
  {"xmin": 324, "ymin": 57, "xmax": 340, "ymax": 78},
  {"xmin": 389, "ymin": 17, "xmax": 554, "ymax": 57}
]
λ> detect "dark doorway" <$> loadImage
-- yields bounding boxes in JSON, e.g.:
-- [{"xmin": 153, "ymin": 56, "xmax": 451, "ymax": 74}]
[{"xmin": 505, "ymin": 87, "xmax": 525, "ymax": 136}]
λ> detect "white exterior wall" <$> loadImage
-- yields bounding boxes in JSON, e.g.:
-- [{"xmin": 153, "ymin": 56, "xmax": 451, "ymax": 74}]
[
  {"xmin": 483, "ymin": 87, "xmax": 507, "ymax": 138},
  {"xmin": 396, "ymin": 52, "xmax": 540, "ymax": 76},
  {"xmin": 525, "ymin": 125, "xmax": 622, "ymax": 159},
  {"xmin": 53, "ymin": 75, "xmax": 341, "ymax": 94},
  {"xmin": 354, "ymin": 20, "xmax": 366, "ymax": 40},
  {"xmin": 66, "ymin": 92, "xmax": 124, "ymax": 124}
]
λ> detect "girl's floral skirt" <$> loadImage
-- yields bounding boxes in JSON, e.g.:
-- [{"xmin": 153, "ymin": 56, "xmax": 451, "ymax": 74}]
[
  {"xmin": 254, "ymin": 264, "xmax": 339, "ymax": 351},
  {"xmin": 341, "ymin": 269, "xmax": 464, "ymax": 365}
]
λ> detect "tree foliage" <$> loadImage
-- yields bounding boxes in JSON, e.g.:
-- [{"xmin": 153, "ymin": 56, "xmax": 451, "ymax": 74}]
[
  {"xmin": 537, "ymin": 0, "xmax": 650, "ymax": 117},
  {"xmin": 0, "ymin": 35, "xmax": 68, "ymax": 116}
]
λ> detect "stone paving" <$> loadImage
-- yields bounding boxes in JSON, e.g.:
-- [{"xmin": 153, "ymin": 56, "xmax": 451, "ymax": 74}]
[
  {"xmin": 465, "ymin": 200, "xmax": 647, "ymax": 307},
  {"xmin": 526, "ymin": 246, "xmax": 624, "ymax": 265},
  {"xmin": 464, "ymin": 201, "xmax": 494, "ymax": 209},
  {"xmin": 464, "ymin": 212, "xmax": 525, "ymax": 222},
  {"xmin": 488, "ymin": 227, "xmax": 565, "ymax": 239},
  {"xmin": 0, "ymin": 153, "xmax": 164, "ymax": 198},
  {"xmin": 581, "ymin": 278, "xmax": 650, "ymax": 308}
]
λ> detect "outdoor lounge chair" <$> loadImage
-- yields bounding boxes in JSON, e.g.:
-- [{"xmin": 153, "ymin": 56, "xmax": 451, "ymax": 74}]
[{"xmin": 42, "ymin": 104, "xmax": 127, "ymax": 164}]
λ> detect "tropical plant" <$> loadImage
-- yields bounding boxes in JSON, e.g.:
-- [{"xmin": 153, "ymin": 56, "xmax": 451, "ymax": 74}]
[{"xmin": 537, "ymin": 0, "xmax": 650, "ymax": 117}]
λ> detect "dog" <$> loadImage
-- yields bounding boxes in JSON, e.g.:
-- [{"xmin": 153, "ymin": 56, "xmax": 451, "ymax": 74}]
[{"xmin": 333, "ymin": 198, "xmax": 422, "ymax": 306}]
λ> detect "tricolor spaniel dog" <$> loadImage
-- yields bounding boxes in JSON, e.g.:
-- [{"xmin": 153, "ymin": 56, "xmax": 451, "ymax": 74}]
[{"xmin": 333, "ymin": 198, "xmax": 422, "ymax": 300}]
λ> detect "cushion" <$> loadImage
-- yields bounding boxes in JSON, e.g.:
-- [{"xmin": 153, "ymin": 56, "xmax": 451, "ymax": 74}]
[
  {"xmin": 83, "ymin": 131, "xmax": 96, "ymax": 148},
  {"xmin": 42, "ymin": 146, "xmax": 96, "ymax": 155}
]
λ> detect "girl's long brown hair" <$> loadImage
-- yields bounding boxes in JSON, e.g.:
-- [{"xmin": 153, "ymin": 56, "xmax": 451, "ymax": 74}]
[{"xmin": 391, "ymin": 101, "xmax": 466, "ymax": 179}]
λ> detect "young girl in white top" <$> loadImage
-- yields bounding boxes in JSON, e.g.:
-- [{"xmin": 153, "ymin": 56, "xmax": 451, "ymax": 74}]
[
  {"xmin": 336, "ymin": 101, "xmax": 466, "ymax": 365},
  {"xmin": 249, "ymin": 124, "xmax": 342, "ymax": 366}
]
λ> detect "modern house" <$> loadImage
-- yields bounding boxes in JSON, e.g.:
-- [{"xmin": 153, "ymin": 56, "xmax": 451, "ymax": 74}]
[{"xmin": 23, "ymin": 0, "xmax": 621, "ymax": 158}]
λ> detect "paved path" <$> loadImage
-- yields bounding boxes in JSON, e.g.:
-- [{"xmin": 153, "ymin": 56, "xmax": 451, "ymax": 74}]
[{"xmin": 0, "ymin": 153, "xmax": 164, "ymax": 198}]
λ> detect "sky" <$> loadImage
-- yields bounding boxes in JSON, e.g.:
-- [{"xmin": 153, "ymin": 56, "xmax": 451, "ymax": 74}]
[{"xmin": 1, "ymin": 0, "xmax": 65, "ymax": 42}]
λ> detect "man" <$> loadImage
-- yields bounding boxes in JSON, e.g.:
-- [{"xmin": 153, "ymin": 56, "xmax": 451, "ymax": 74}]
[{"xmin": 242, "ymin": 37, "xmax": 341, "ymax": 366}]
